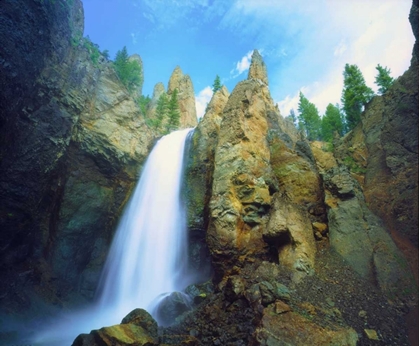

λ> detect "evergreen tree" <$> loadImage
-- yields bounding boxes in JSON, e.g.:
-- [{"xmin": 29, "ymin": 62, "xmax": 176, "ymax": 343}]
[
  {"xmin": 114, "ymin": 46, "xmax": 143, "ymax": 92},
  {"xmin": 321, "ymin": 103, "xmax": 344, "ymax": 142},
  {"xmin": 286, "ymin": 109, "xmax": 297, "ymax": 126},
  {"xmin": 153, "ymin": 93, "xmax": 168, "ymax": 128},
  {"xmin": 166, "ymin": 89, "xmax": 180, "ymax": 132},
  {"xmin": 341, "ymin": 63, "xmax": 374, "ymax": 131},
  {"xmin": 137, "ymin": 95, "xmax": 151, "ymax": 116},
  {"xmin": 212, "ymin": 75, "xmax": 222, "ymax": 93},
  {"xmin": 375, "ymin": 64, "xmax": 394, "ymax": 95},
  {"xmin": 297, "ymin": 92, "xmax": 321, "ymax": 141}
]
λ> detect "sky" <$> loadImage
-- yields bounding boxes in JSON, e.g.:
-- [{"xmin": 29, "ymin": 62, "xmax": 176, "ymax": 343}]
[{"xmin": 82, "ymin": 0, "xmax": 415, "ymax": 120}]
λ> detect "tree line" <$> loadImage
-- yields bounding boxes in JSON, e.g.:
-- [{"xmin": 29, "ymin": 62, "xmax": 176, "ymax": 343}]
[
  {"xmin": 113, "ymin": 47, "xmax": 181, "ymax": 134},
  {"xmin": 287, "ymin": 63, "xmax": 394, "ymax": 142}
]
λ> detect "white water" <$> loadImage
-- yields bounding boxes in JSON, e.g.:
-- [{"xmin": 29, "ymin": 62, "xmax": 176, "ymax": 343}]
[
  {"xmin": 96, "ymin": 127, "xmax": 194, "ymax": 319},
  {"xmin": 33, "ymin": 128, "xmax": 195, "ymax": 345}
]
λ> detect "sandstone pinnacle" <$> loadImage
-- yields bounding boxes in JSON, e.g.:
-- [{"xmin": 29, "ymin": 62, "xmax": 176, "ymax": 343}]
[
  {"xmin": 167, "ymin": 65, "xmax": 198, "ymax": 128},
  {"xmin": 247, "ymin": 49, "xmax": 268, "ymax": 85}
]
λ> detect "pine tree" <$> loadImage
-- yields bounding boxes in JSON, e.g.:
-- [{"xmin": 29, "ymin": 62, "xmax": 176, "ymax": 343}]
[
  {"xmin": 298, "ymin": 92, "xmax": 321, "ymax": 141},
  {"xmin": 321, "ymin": 103, "xmax": 344, "ymax": 142},
  {"xmin": 114, "ymin": 46, "xmax": 143, "ymax": 92},
  {"xmin": 341, "ymin": 64, "xmax": 374, "ymax": 131},
  {"xmin": 166, "ymin": 89, "xmax": 180, "ymax": 133},
  {"xmin": 375, "ymin": 64, "xmax": 394, "ymax": 95},
  {"xmin": 286, "ymin": 109, "xmax": 297, "ymax": 126},
  {"xmin": 212, "ymin": 75, "xmax": 222, "ymax": 93},
  {"xmin": 137, "ymin": 95, "xmax": 151, "ymax": 116},
  {"xmin": 153, "ymin": 93, "xmax": 168, "ymax": 129}
]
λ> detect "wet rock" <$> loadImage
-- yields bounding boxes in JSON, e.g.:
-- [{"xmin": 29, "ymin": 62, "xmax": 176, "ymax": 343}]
[
  {"xmin": 155, "ymin": 292, "xmax": 192, "ymax": 327},
  {"xmin": 185, "ymin": 281, "xmax": 213, "ymax": 305},
  {"xmin": 72, "ymin": 323, "xmax": 158, "ymax": 346},
  {"xmin": 121, "ymin": 308, "xmax": 158, "ymax": 339}
]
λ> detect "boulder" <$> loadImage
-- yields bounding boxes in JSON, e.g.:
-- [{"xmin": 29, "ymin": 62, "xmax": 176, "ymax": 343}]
[
  {"xmin": 154, "ymin": 292, "xmax": 192, "ymax": 327},
  {"xmin": 72, "ymin": 324, "xmax": 158, "ymax": 346},
  {"xmin": 121, "ymin": 308, "xmax": 158, "ymax": 339}
]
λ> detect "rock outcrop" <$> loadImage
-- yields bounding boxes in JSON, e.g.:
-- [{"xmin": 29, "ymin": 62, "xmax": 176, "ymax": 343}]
[
  {"xmin": 200, "ymin": 50, "xmax": 319, "ymax": 283},
  {"xmin": 207, "ymin": 78, "xmax": 276, "ymax": 280},
  {"xmin": 168, "ymin": 66, "xmax": 198, "ymax": 128},
  {"xmin": 248, "ymin": 50, "xmax": 268, "ymax": 85},
  {"xmin": 330, "ymin": 0, "xmax": 419, "ymax": 287}
]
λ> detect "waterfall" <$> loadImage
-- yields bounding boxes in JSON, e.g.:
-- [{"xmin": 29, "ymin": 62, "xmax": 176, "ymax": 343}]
[
  {"xmin": 96, "ymin": 127, "xmax": 195, "ymax": 322},
  {"xmin": 33, "ymin": 128, "xmax": 196, "ymax": 344}
]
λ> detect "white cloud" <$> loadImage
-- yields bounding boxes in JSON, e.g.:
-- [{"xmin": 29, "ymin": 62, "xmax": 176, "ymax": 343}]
[
  {"xmin": 277, "ymin": 93, "xmax": 299, "ymax": 118},
  {"xmin": 277, "ymin": 86, "xmax": 310, "ymax": 117},
  {"xmin": 230, "ymin": 50, "xmax": 253, "ymax": 78},
  {"xmin": 270, "ymin": 0, "xmax": 414, "ymax": 118},
  {"xmin": 334, "ymin": 40, "xmax": 347, "ymax": 57},
  {"xmin": 195, "ymin": 86, "xmax": 213, "ymax": 120}
]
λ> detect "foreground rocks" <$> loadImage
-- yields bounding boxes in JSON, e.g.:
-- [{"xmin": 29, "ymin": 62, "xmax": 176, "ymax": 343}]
[{"xmin": 73, "ymin": 309, "xmax": 159, "ymax": 346}]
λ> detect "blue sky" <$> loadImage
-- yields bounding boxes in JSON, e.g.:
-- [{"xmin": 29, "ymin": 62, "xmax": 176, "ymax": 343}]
[{"xmin": 82, "ymin": 0, "xmax": 414, "ymax": 119}]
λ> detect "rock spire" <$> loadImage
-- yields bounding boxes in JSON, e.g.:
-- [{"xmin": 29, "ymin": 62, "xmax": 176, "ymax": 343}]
[
  {"xmin": 247, "ymin": 49, "xmax": 268, "ymax": 85},
  {"xmin": 168, "ymin": 66, "xmax": 198, "ymax": 128}
]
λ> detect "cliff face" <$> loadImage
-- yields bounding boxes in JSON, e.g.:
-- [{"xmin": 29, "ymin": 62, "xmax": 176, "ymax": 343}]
[
  {"xmin": 332, "ymin": 0, "xmax": 419, "ymax": 276},
  {"xmin": 0, "ymin": 0, "xmax": 154, "ymax": 315},
  {"xmin": 181, "ymin": 40, "xmax": 417, "ymax": 343}
]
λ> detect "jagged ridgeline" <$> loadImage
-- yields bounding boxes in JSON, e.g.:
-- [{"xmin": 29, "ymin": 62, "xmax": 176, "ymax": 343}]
[{"xmin": 0, "ymin": 0, "xmax": 418, "ymax": 345}]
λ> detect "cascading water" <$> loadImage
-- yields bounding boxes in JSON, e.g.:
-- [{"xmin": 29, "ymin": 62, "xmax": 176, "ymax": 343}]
[
  {"xmin": 96, "ymin": 127, "xmax": 195, "ymax": 322},
  {"xmin": 33, "ymin": 128, "xmax": 197, "ymax": 344}
]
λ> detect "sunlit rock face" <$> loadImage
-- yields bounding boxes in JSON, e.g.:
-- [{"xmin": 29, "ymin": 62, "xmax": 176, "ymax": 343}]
[
  {"xmin": 207, "ymin": 78, "xmax": 276, "ymax": 280},
  {"xmin": 168, "ymin": 66, "xmax": 198, "ymax": 128},
  {"xmin": 184, "ymin": 86, "xmax": 230, "ymax": 232},
  {"xmin": 0, "ymin": 0, "xmax": 154, "ymax": 313},
  {"xmin": 205, "ymin": 51, "xmax": 320, "ymax": 282},
  {"xmin": 248, "ymin": 49, "xmax": 269, "ymax": 85}
]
